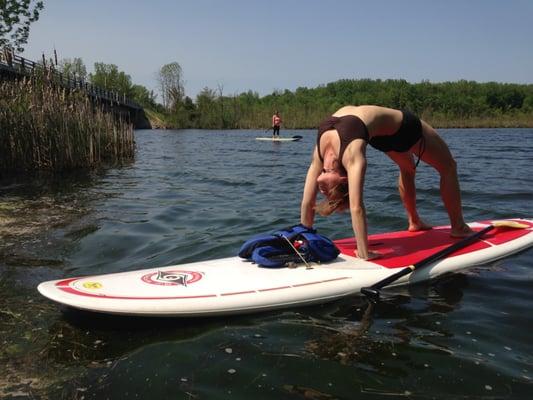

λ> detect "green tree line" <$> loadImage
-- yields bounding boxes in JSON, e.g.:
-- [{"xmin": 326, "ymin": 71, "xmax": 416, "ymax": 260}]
[
  {"xmin": 33, "ymin": 54, "xmax": 533, "ymax": 129},
  {"xmin": 164, "ymin": 78, "xmax": 533, "ymax": 129},
  {"xmin": 89, "ymin": 57, "xmax": 532, "ymax": 129},
  {"xmin": 24, "ymin": 57, "xmax": 533, "ymax": 130}
]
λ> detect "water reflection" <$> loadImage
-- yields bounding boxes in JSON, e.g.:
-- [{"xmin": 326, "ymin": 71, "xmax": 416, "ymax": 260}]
[
  {"xmin": 0, "ymin": 169, "xmax": 117, "ymax": 398},
  {"xmin": 305, "ymin": 274, "xmax": 469, "ymax": 366},
  {"xmin": 0, "ymin": 170, "xmax": 106, "ymax": 271}
]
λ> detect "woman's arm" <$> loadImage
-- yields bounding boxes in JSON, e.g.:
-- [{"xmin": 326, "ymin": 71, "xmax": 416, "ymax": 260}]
[
  {"xmin": 344, "ymin": 141, "xmax": 379, "ymax": 260},
  {"xmin": 300, "ymin": 147, "xmax": 322, "ymax": 227}
]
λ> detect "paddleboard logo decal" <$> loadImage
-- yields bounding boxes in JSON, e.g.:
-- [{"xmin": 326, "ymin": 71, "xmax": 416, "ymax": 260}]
[
  {"xmin": 83, "ymin": 282, "xmax": 102, "ymax": 289},
  {"xmin": 141, "ymin": 270, "xmax": 203, "ymax": 286}
]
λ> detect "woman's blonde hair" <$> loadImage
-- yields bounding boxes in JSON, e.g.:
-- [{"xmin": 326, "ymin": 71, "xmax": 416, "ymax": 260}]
[{"xmin": 315, "ymin": 183, "xmax": 349, "ymax": 216}]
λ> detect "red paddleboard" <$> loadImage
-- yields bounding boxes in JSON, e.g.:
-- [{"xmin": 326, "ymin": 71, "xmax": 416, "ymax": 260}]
[{"xmin": 335, "ymin": 219, "xmax": 532, "ymax": 268}]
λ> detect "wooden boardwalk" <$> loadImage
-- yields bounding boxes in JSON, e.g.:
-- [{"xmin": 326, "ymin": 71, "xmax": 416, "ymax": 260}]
[{"xmin": 0, "ymin": 48, "xmax": 142, "ymax": 111}]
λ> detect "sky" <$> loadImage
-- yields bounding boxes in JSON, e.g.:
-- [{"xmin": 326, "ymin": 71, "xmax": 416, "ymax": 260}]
[{"xmin": 21, "ymin": 0, "xmax": 533, "ymax": 100}]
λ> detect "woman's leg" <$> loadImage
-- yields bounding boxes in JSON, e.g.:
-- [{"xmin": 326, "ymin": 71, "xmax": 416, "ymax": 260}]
[
  {"xmin": 386, "ymin": 150, "xmax": 432, "ymax": 231},
  {"xmin": 414, "ymin": 121, "xmax": 472, "ymax": 236}
]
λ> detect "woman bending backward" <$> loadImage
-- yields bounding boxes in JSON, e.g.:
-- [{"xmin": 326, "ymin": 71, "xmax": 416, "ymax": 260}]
[{"xmin": 300, "ymin": 105, "xmax": 472, "ymax": 260}]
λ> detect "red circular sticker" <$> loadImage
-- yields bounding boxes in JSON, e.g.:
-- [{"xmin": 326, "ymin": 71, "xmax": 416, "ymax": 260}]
[{"xmin": 141, "ymin": 270, "xmax": 203, "ymax": 286}]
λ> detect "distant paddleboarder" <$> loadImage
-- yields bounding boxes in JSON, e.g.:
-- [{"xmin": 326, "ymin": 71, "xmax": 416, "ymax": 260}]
[{"xmin": 272, "ymin": 111, "xmax": 282, "ymax": 138}]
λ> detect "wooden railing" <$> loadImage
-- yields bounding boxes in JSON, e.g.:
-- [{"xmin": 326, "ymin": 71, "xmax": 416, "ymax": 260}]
[{"xmin": 0, "ymin": 48, "xmax": 141, "ymax": 110}]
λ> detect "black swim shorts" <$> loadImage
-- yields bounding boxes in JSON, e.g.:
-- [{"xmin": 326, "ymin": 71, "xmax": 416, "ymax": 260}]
[{"xmin": 368, "ymin": 110, "xmax": 422, "ymax": 153}]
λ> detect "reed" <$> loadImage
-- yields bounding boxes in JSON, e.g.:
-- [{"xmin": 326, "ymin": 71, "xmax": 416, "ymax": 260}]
[{"xmin": 0, "ymin": 77, "xmax": 134, "ymax": 172}]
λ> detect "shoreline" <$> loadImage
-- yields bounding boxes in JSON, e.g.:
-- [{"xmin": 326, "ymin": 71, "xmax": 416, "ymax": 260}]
[
  {"xmin": 146, "ymin": 111, "xmax": 533, "ymax": 131},
  {"xmin": 143, "ymin": 122, "xmax": 533, "ymax": 130}
]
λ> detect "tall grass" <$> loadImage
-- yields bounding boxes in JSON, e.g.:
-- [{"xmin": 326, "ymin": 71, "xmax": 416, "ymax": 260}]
[{"xmin": 0, "ymin": 77, "xmax": 134, "ymax": 172}]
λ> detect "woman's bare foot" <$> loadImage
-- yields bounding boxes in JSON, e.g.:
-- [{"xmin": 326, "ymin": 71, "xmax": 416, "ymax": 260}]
[
  {"xmin": 450, "ymin": 223, "xmax": 474, "ymax": 238},
  {"xmin": 408, "ymin": 220, "xmax": 433, "ymax": 232}
]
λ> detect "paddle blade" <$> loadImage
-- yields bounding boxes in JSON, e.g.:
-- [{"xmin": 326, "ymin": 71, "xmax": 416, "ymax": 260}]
[{"xmin": 491, "ymin": 220, "xmax": 529, "ymax": 229}]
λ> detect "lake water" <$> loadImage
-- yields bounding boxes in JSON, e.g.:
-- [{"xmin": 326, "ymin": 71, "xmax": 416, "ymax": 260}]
[{"xmin": 1, "ymin": 128, "xmax": 532, "ymax": 399}]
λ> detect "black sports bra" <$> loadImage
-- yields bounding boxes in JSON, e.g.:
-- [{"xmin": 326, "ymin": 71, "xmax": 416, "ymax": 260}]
[{"xmin": 317, "ymin": 115, "xmax": 369, "ymax": 164}]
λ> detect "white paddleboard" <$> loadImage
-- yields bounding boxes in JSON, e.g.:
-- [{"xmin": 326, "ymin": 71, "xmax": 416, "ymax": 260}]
[
  {"xmin": 256, "ymin": 136, "xmax": 302, "ymax": 142},
  {"xmin": 37, "ymin": 218, "xmax": 533, "ymax": 317}
]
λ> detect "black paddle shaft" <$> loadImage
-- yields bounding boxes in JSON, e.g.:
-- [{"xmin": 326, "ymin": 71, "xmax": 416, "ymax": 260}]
[{"xmin": 361, "ymin": 224, "xmax": 494, "ymax": 298}]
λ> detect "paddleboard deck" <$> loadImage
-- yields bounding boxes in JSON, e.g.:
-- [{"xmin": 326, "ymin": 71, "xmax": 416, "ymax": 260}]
[{"xmin": 37, "ymin": 218, "xmax": 533, "ymax": 317}]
